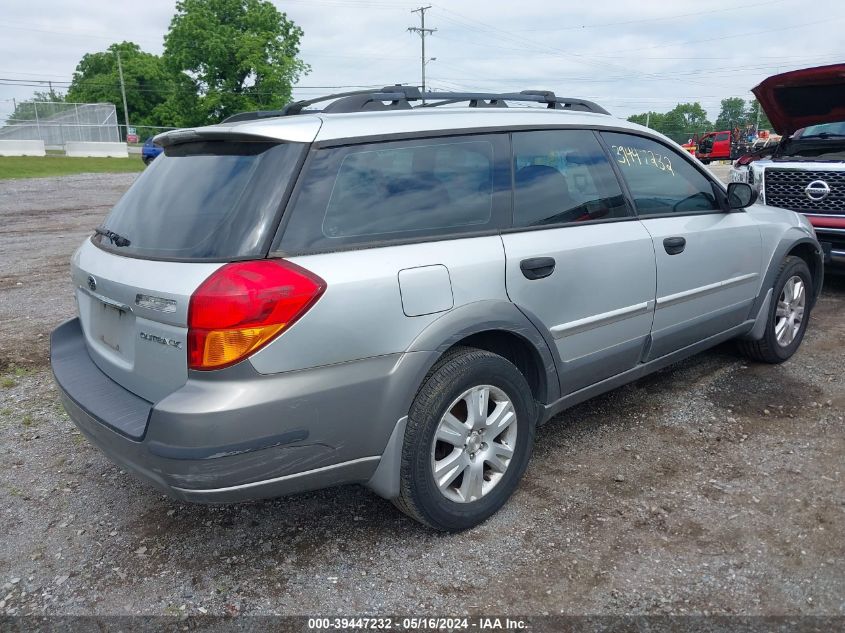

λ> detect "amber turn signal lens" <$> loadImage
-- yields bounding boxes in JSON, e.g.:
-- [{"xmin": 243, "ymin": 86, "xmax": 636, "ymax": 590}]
[{"xmin": 199, "ymin": 324, "xmax": 287, "ymax": 368}]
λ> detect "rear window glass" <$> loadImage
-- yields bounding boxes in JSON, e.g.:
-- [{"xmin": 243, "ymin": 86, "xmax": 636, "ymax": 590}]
[
  {"xmin": 277, "ymin": 134, "xmax": 509, "ymax": 253},
  {"xmin": 94, "ymin": 141, "xmax": 304, "ymax": 260}
]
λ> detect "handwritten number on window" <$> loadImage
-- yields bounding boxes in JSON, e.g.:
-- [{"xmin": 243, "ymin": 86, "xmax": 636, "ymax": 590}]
[{"xmin": 611, "ymin": 145, "xmax": 675, "ymax": 177}]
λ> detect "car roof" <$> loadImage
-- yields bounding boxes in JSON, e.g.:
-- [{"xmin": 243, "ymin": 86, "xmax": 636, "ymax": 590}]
[
  {"xmin": 312, "ymin": 107, "xmax": 626, "ymax": 142},
  {"xmin": 155, "ymin": 106, "xmax": 654, "ymax": 147}
]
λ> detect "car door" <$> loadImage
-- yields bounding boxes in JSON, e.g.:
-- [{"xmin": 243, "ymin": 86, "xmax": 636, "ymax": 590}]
[
  {"xmin": 600, "ymin": 131, "xmax": 762, "ymax": 361},
  {"xmin": 501, "ymin": 129, "xmax": 657, "ymax": 396}
]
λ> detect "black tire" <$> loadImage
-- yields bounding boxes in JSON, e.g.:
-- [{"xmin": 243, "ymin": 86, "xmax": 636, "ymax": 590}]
[
  {"xmin": 395, "ymin": 347, "xmax": 536, "ymax": 531},
  {"xmin": 142, "ymin": 156, "xmax": 151, "ymax": 166},
  {"xmin": 738, "ymin": 256, "xmax": 812, "ymax": 363}
]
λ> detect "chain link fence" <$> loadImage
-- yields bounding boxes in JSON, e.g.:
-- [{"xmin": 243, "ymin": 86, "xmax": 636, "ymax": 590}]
[
  {"xmin": 0, "ymin": 102, "xmax": 180, "ymax": 154},
  {"xmin": 0, "ymin": 102, "xmax": 120, "ymax": 148}
]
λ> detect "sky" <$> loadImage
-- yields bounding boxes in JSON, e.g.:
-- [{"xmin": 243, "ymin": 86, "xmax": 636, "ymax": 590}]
[{"xmin": 1, "ymin": 0, "xmax": 844, "ymax": 125}]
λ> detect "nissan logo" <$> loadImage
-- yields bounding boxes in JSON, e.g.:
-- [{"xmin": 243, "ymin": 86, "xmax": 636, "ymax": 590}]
[
  {"xmin": 87, "ymin": 275, "xmax": 97, "ymax": 292},
  {"xmin": 805, "ymin": 180, "xmax": 831, "ymax": 201}
]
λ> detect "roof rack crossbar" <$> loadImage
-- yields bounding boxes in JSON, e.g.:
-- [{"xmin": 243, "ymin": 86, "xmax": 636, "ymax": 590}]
[{"xmin": 221, "ymin": 87, "xmax": 609, "ymax": 122}]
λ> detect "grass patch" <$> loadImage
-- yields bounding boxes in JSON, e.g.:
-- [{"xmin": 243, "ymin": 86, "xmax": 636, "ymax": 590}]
[
  {"xmin": 1, "ymin": 365, "xmax": 37, "ymax": 388},
  {"xmin": 0, "ymin": 155, "xmax": 146, "ymax": 180}
]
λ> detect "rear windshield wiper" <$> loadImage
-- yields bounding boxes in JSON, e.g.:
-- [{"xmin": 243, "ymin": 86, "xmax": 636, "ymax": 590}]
[{"xmin": 94, "ymin": 227, "xmax": 131, "ymax": 247}]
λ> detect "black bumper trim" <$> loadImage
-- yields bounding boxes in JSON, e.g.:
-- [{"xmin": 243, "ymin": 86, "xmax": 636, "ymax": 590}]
[{"xmin": 51, "ymin": 318, "xmax": 152, "ymax": 440}]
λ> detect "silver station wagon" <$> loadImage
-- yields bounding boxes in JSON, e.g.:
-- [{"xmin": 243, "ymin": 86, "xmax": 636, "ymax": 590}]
[{"xmin": 51, "ymin": 87, "xmax": 824, "ymax": 530}]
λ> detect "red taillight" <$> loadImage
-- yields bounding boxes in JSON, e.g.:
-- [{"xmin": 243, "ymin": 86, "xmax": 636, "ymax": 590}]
[{"xmin": 188, "ymin": 260, "xmax": 325, "ymax": 370}]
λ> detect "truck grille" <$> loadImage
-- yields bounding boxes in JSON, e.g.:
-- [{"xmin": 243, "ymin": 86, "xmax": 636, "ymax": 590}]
[{"xmin": 764, "ymin": 168, "xmax": 845, "ymax": 214}]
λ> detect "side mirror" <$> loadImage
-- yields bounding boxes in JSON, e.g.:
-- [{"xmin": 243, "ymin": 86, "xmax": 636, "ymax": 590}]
[{"xmin": 726, "ymin": 182, "xmax": 757, "ymax": 209}]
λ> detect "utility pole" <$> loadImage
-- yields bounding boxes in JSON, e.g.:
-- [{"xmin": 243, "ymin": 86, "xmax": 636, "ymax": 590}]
[
  {"xmin": 408, "ymin": 6, "xmax": 436, "ymax": 103},
  {"xmin": 116, "ymin": 50, "xmax": 130, "ymax": 141},
  {"xmin": 645, "ymin": 111, "xmax": 650, "ymax": 128}
]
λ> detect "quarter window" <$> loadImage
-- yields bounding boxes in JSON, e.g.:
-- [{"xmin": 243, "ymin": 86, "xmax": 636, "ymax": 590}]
[
  {"xmin": 602, "ymin": 132, "xmax": 721, "ymax": 215},
  {"xmin": 278, "ymin": 134, "xmax": 509, "ymax": 252},
  {"xmin": 512, "ymin": 130, "xmax": 630, "ymax": 227}
]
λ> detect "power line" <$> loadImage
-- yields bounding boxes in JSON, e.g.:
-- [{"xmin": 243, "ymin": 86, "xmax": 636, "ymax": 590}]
[{"xmin": 610, "ymin": 15, "xmax": 842, "ymax": 53}]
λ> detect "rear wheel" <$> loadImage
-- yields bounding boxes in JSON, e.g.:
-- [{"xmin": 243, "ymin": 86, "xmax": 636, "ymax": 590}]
[
  {"xmin": 738, "ymin": 256, "xmax": 812, "ymax": 363},
  {"xmin": 395, "ymin": 347, "xmax": 536, "ymax": 531}
]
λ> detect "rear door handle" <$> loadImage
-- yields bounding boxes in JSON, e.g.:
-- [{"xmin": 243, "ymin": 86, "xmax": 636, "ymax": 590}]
[
  {"xmin": 520, "ymin": 257, "xmax": 556, "ymax": 280},
  {"xmin": 663, "ymin": 236, "xmax": 686, "ymax": 255}
]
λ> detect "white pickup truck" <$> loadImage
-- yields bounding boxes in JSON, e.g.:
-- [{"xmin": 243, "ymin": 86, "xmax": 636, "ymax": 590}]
[{"xmin": 729, "ymin": 64, "xmax": 845, "ymax": 271}]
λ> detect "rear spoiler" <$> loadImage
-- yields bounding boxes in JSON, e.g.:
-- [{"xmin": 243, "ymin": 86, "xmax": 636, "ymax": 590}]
[{"xmin": 153, "ymin": 118, "xmax": 322, "ymax": 148}]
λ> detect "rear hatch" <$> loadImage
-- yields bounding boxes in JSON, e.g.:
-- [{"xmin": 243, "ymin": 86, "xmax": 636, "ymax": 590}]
[{"xmin": 73, "ymin": 136, "xmax": 307, "ymax": 403}]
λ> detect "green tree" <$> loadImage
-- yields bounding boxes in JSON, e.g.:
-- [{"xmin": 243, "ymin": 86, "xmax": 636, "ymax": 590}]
[
  {"xmin": 715, "ymin": 97, "xmax": 746, "ymax": 131},
  {"xmin": 162, "ymin": 0, "xmax": 309, "ymax": 126},
  {"xmin": 661, "ymin": 102, "xmax": 711, "ymax": 142},
  {"xmin": 629, "ymin": 104, "xmax": 711, "ymax": 143},
  {"xmin": 627, "ymin": 111, "xmax": 666, "ymax": 130},
  {"xmin": 66, "ymin": 42, "xmax": 172, "ymax": 128}
]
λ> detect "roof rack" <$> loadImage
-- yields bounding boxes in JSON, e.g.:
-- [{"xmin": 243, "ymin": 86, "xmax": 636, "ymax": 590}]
[{"xmin": 221, "ymin": 86, "xmax": 609, "ymax": 123}]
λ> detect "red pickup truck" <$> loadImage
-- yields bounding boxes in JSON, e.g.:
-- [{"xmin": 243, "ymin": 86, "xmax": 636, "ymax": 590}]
[{"xmin": 695, "ymin": 130, "xmax": 734, "ymax": 164}]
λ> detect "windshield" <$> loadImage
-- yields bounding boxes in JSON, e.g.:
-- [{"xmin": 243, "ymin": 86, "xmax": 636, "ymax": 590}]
[
  {"xmin": 796, "ymin": 121, "xmax": 845, "ymax": 138},
  {"xmin": 94, "ymin": 140, "xmax": 304, "ymax": 260}
]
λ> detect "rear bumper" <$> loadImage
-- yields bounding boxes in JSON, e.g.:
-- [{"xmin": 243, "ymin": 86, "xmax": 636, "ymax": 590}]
[{"xmin": 51, "ymin": 318, "xmax": 434, "ymax": 502}]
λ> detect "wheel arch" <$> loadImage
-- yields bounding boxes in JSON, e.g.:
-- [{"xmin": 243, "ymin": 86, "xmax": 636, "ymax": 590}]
[
  {"xmin": 404, "ymin": 300, "xmax": 561, "ymax": 406},
  {"xmin": 786, "ymin": 240, "xmax": 824, "ymax": 305},
  {"xmin": 753, "ymin": 233, "xmax": 823, "ymax": 314}
]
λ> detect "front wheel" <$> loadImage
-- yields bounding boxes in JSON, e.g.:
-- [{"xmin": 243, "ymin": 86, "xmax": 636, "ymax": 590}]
[
  {"xmin": 394, "ymin": 347, "xmax": 536, "ymax": 531},
  {"xmin": 738, "ymin": 255, "xmax": 812, "ymax": 363}
]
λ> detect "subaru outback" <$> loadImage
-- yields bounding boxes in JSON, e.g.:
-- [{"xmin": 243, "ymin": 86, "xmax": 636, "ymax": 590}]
[{"xmin": 51, "ymin": 86, "xmax": 824, "ymax": 531}]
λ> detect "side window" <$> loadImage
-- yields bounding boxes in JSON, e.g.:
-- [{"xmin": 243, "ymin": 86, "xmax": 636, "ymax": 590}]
[
  {"xmin": 512, "ymin": 130, "xmax": 630, "ymax": 227},
  {"xmin": 716, "ymin": 132, "xmax": 730, "ymax": 141},
  {"xmin": 278, "ymin": 134, "xmax": 509, "ymax": 252},
  {"xmin": 601, "ymin": 132, "xmax": 721, "ymax": 215}
]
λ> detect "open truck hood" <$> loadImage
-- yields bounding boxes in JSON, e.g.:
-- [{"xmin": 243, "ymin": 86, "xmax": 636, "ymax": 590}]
[{"xmin": 752, "ymin": 64, "xmax": 845, "ymax": 136}]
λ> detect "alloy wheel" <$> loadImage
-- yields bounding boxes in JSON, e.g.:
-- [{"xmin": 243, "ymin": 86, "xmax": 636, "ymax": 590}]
[
  {"xmin": 775, "ymin": 275, "xmax": 806, "ymax": 347},
  {"xmin": 430, "ymin": 385, "xmax": 518, "ymax": 503}
]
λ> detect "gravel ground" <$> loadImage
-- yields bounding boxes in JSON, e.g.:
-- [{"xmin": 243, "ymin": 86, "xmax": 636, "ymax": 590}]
[{"xmin": 0, "ymin": 172, "xmax": 843, "ymax": 617}]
